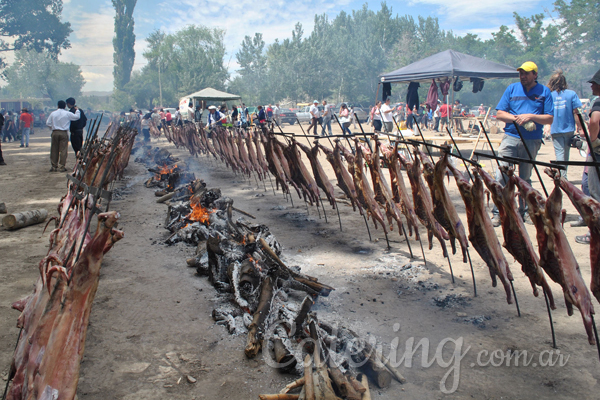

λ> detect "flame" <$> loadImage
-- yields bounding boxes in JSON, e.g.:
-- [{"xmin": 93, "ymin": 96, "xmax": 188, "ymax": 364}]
[
  {"xmin": 186, "ymin": 196, "xmax": 213, "ymax": 224},
  {"xmin": 159, "ymin": 163, "xmax": 178, "ymax": 174}
]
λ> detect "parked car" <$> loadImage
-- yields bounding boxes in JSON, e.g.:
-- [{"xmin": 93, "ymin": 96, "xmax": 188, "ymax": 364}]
[
  {"xmin": 278, "ymin": 108, "xmax": 297, "ymax": 125},
  {"xmin": 296, "ymin": 105, "xmax": 324, "ymax": 124}
]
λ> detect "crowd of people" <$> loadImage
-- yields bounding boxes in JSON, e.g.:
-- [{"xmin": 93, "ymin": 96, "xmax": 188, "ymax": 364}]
[
  {"xmin": 365, "ymin": 97, "xmax": 487, "ymax": 135},
  {"xmin": 2, "ymin": 61, "xmax": 599, "ymax": 248}
]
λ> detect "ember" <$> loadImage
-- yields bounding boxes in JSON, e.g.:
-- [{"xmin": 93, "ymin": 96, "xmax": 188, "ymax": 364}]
[{"xmin": 187, "ymin": 196, "xmax": 213, "ymax": 224}]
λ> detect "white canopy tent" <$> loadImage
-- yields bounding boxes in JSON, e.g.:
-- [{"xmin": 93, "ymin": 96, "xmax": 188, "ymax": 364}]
[{"xmin": 179, "ymin": 88, "xmax": 242, "ymax": 120}]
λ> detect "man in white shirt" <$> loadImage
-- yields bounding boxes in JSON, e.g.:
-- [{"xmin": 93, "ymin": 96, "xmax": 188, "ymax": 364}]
[
  {"xmin": 307, "ymin": 100, "xmax": 320, "ymax": 135},
  {"xmin": 46, "ymin": 100, "xmax": 81, "ymax": 172},
  {"xmin": 205, "ymin": 105, "xmax": 225, "ymax": 129},
  {"xmin": 174, "ymin": 107, "xmax": 182, "ymax": 126},
  {"xmin": 433, "ymin": 101, "xmax": 441, "ymax": 132},
  {"xmin": 321, "ymin": 100, "xmax": 333, "ymax": 136},
  {"xmin": 273, "ymin": 103, "xmax": 281, "ymax": 124},
  {"xmin": 380, "ymin": 98, "xmax": 394, "ymax": 133}
]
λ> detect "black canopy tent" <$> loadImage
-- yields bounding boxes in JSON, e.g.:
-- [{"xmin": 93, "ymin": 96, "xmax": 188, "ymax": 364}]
[{"xmin": 377, "ymin": 49, "xmax": 519, "ymax": 134}]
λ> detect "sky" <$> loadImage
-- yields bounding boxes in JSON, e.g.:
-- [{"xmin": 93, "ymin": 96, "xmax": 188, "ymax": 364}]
[{"xmin": 58, "ymin": 0, "xmax": 556, "ymax": 92}]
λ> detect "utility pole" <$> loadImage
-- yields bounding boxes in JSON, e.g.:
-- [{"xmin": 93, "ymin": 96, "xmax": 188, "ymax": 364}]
[{"xmin": 158, "ymin": 62, "xmax": 163, "ymax": 107}]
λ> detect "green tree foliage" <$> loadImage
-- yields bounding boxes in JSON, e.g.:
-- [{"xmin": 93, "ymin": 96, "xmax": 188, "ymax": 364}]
[
  {"xmin": 232, "ymin": 33, "xmax": 267, "ymax": 104},
  {"xmin": 112, "ymin": 0, "xmax": 137, "ymax": 90},
  {"xmin": 228, "ymin": 1, "xmax": 600, "ymax": 107},
  {"xmin": 1, "ymin": 50, "xmax": 84, "ymax": 102},
  {"xmin": 124, "ymin": 25, "xmax": 228, "ymax": 109},
  {"xmin": 0, "ymin": 0, "xmax": 72, "ymax": 68}
]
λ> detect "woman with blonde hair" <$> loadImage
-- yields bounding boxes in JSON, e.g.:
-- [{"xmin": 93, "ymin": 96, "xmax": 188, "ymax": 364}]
[{"xmin": 548, "ymin": 69, "xmax": 582, "ymax": 178}]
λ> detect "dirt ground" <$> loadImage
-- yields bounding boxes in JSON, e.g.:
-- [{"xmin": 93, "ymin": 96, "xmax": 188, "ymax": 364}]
[{"xmin": 1, "ymin": 122, "xmax": 599, "ymax": 399}]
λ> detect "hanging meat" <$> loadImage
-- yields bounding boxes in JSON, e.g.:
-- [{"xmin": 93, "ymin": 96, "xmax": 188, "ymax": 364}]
[
  {"xmin": 398, "ymin": 149, "xmax": 449, "ymax": 256},
  {"xmin": 352, "ymin": 138, "xmax": 388, "ymax": 232},
  {"xmin": 444, "ymin": 158, "xmax": 513, "ymax": 304},
  {"xmin": 518, "ymin": 174, "xmax": 595, "ymax": 344},
  {"xmin": 252, "ymin": 130, "xmax": 270, "ymax": 178},
  {"xmin": 234, "ymin": 129, "xmax": 254, "ymax": 177},
  {"xmin": 547, "ymin": 168, "xmax": 600, "ymax": 304},
  {"xmin": 419, "ymin": 150, "xmax": 469, "ymax": 262},
  {"xmin": 479, "ymin": 167, "xmax": 555, "ymax": 307},
  {"xmin": 245, "ymin": 132, "xmax": 263, "ymax": 181},
  {"xmin": 296, "ymin": 141, "xmax": 337, "ymax": 208},
  {"xmin": 380, "ymin": 142, "xmax": 421, "ymax": 239},
  {"xmin": 261, "ymin": 132, "xmax": 290, "ymax": 194},
  {"xmin": 271, "ymin": 135, "xmax": 303, "ymax": 199},
  {"xmin": 283, "ymin": 140, "xmax": 321, "ymax": 205},
  {"xmin": 317, "ymin": 141, "xmax": 363, "ymax": 214},
  {"xmin": 365, "ymin": 137, "xmax": 405, "ymax": 233}
]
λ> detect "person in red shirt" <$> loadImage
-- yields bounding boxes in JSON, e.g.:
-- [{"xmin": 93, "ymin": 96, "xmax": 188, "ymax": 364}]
[
  {"xmin": 19, "ymin": 108, "xmax": 34, "ymax": 147},
  {"xmin": 165, "ymin": 110, "xmax": 173, "ymax": 126},
  {"xmin": 439, "ymin": 102, "xmax": 451, "ymax": 131}
]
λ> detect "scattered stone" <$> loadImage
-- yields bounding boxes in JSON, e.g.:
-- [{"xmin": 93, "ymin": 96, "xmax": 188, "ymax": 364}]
[
  {"xmin": 456, "ymin": 312, "xmax": 467, "ymax": 317},
  {"xmin": 187, "ymin": 375, "xmax": 197, "ymax": 384},
  {"xmin": 0, "ymin": 203, "xmax": 7, "ymax": 214}
]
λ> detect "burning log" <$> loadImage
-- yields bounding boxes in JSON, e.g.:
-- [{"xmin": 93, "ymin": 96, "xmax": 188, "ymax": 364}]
[
  {"xmin": 245, "ymin": 276, "xmax": 274, "ymax": 358},
  {"xmin": 2, "ymin": 209, "xmax": 48, "ymax": 230}
]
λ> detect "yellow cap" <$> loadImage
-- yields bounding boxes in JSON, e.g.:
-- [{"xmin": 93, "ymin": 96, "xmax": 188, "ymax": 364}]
[{"xmin": 517, "ymin": 61, "xmax": 538, "ymax": 73}]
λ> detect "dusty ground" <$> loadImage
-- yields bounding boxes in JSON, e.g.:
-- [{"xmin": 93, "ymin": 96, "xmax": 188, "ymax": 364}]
[{"xmin": 1, "ymin": 123, "xmax": 599, "ymax": 399}]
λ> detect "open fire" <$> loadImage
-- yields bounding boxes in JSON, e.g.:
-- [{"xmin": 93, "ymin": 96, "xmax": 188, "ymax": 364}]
[
  {"xmin": 186, "ymin": 195, "xmax": 213, "ymax": 224},
  {"xmin": 139, "ymin": 147, "xmax": 404, "ymax": 399}
]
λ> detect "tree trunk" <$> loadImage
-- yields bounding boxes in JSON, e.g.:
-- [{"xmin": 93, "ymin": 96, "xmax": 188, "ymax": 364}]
[{"xmin": 2, "ymin": 209, "xmax": 48, "ymax": 230}]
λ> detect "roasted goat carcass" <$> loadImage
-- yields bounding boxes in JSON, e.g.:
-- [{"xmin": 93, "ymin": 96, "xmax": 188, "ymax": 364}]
[
  {"xmin": 479, "ymin": 167, "xmax": 555, "ymax": 308},
  {"xmin": 444, "ymin": 156, "xmax": 514, "ymax": 304},
  {"xmin": 318, "ymin": 141, "xmax": 363, "ymax": 214},
  {"xmin": 297, "ymin": 141, "xmax": 337, "ymax": 208},
  {"xmin": 364, "ymin": 137, "xmax": 405, "ymax": 233},
  {"xmin": 351, "ymin": 139, "xmax": 387, "ymax": 232},
  {"xmin": 418, "ymin": 149, "xmax": 469, "ymax": 262},
  {"xmin": 547, "ymin": 168, "xmax": 600, "ymax": 304},
  {"xmin": 380, "ymin": 142, "xmax": 420, "ymax": 239},
  {"xmin": 399, "ymin": 150, "xmax": 449, "ymax": 256},
  {"xmin": 515, "ymin": 173, "xmax": 595, "ymax": 344}
]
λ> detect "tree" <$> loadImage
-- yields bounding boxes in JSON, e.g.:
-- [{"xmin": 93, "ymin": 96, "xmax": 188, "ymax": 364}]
[
  {"xmin": 124, "ymin": 26, "xmax": 228, "ymax": 107},
  {"xmin": 555, "ymin": 0, "xmax": 600, "ymax": 65},
  {"xmin": 0, "ymin": 0, "xmax": 72, "ymax": 68},
  {"xmin": 235, "ymin": 33, "xmax": 267, "ymax": 104},
  {"xmin": 1, "ymin": 49, "xmax": 85, "ymax": 102},
  {"xmin": 112, "ymin": 0, "xmax": 137, "ymax": 90}
]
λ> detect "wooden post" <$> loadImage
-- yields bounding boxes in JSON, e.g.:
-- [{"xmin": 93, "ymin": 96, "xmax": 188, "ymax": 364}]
[{"xmin": 2, "ymin": 209, "xmax": 48, "ymax": 230}]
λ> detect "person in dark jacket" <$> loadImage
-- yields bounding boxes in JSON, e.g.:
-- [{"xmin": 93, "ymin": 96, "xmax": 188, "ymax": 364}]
[{"xmin": 66, "ymin": 97, "xmax": 87, "ymax": 156}]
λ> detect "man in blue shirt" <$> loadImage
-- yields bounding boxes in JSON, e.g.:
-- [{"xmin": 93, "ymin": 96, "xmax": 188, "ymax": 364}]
[
  {"xmin": 547, "ymin": 70, "xmax": 582, "ymax": 178},
  {"xmin": 491, "ymin": 61, "xmax": 554, "ymax": 226}
]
